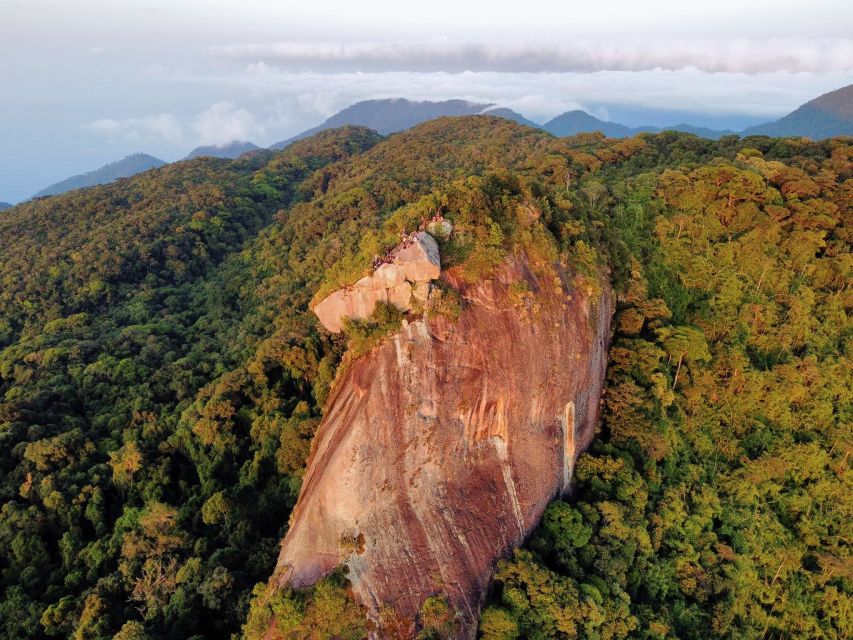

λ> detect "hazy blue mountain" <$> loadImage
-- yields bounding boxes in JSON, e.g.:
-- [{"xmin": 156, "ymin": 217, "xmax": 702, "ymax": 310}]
[
  {"xmin": 542, "ymin": 110, "xmax": 736, "ymax": 139},
  {"xmin": 742, "ymin": 84, "xmax": 853, "ymax": 139},
  {"xmin": 542, "ymin": 110, "xmax": 637, "ymax": 137},
  {"xmin": 275, "ymin": 84, "xmax": 850, "ymax": 154},
  {"xmin": 585, "ymin": 103, "xmax": 764, "ymax": 131},
  {"xmin": 0, "ymin": 202, "xmax": 12, "ymax": 211},
  {"xmin": 278, "ymin": 99, "xmax": 732, "ymax": 145},
  {"xmin": 34, "ymin": 153, "xmax": 166, "ymax": 198},
  {"xmin": 482, "ymin": 107, "xmax": 541, "ymax": 129},
  {"xmin": 186, "ymin": 140, "xmax": 261, "ymax": 159},
  {"xmin": 270, "ymin": 98, "xmax": 492, "ymax": 149},
  {"xmin": 661, "ymin": 123, "xmax": 734, "ymax": 139}
]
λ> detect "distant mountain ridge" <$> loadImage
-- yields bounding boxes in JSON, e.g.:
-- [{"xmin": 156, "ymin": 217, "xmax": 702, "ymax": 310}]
[
  {"xmin": 33, "ymin": 153, "xmax": 166, "ymax": 198},
  {"xmin": 666, "ymin": 123, "xmax": 737, "ymax": 138},
  {"xmin": 542, "ymin": 110, "xmax": 637, "ymax": 137},
  {"xmin": 541, "ymin": 111, "xmax": 736, "ymax": 139},
  {"xmin": 480, "ymin": 107, "xmax": 540, "ymax": 129},
  {"xmin": 31, "ymin": 142, "xmax": 262, "ymax": 201},
  {"xmin": 186, "ymin": 140, "xmax": 261, "ymax": 159},
  {"xmin": 272, "ymin": 85, "xmax": 851, "ymax": 149},
  {"xmin": 0, "ymin": 202, "xmax": 11, "ymax": 211},
  {"xmin": 270, "ymin": 98, "xmax": 491, "ymax": 149},
  {"xmin": 742, "ymin": 84, "xmax": 853, "ymax": 138},
  {"xmin": 24, "ymin": 85, "xmax": 852, "ymax": 204}
]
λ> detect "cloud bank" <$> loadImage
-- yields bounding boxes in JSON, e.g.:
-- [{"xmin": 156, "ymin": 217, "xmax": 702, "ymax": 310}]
[
  {"xmin": 83, "ymin": 103, "xmax": 266, "ymax": 148},
  {"xmin": 183, "ymin": 67, "xmax": 851, "ymax": 122},
  {"xmin": 83, "ymin": 114, "xmax": 183, "ymax": 143},
  {"xmin": 214, "ymin": 38, "xmax": 853, "ymax": 74},
  {"xmin": 192, "ymin": 102, "xmax": 259, "ymax": 146}
]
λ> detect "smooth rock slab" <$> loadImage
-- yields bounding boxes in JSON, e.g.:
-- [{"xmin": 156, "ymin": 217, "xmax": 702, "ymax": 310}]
[
  {"xmin": 275, "ymin": 256, "xmax": 614, "ymax": 637},
  {"xmin": 393, "ymin": 231, "xmax": 440, "ymax": 282}
]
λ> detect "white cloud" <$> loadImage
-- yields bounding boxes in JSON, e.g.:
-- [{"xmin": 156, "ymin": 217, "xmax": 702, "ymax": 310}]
[
  {"xmin": 88, "ymin": 46, "xmax": 107, "ymax": 55},
  {"xmin": 213, "ymin": 37, "xmax": 853, "ymax": 75},
  {"xmin": 145, "ymin": 114, "xmax": 184, "ymax": 141},
  {"xmin": 81, "ymin": 104, "xmax": 265, "ymax": 150},
  {"xmin": 192, "ymin": 101, "xmax": 259, "ymax": 146},
  {"xmin": 175, "ymin": 67, "xmax": 851, "ymax": 130},
  {"xmin": 86, "ymin": 118, "xmax": 122, "ymax": 134},
  {"xmin": 83, "ymin": 113, "xmax": 183, "ymax": 142}
]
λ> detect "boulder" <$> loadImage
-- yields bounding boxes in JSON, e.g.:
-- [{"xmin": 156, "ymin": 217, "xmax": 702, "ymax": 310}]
[
  {"xmin": 373, "ymin": 263, "xmax": 406, "ymax": 287},
  {"xmin": 312, "ymin": 289, "xmax": 352, "ymax": 334},
  {"xmin": 412, "ymin": 280, "xmax": 431, "ymax": 303},
  {"xmin": 312, "ymin": 232, "xmax": 441, "ymax": 333},
  {"xmin": 387, "ymin": 283, "xmax": 413, "ymax": 309},
  {"xmin": 426, "ymin": 218, "xmax": 453, "ymax": 240},
  {"xmin": 350, "ymin": 285, "xmax": 389, "ymax": 320},
  {"xmin": 393, "ymin": 232, "xmax": 440, "ymax": 282}
]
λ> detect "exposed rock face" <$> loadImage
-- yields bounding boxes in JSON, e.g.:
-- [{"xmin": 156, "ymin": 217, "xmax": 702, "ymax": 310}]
[
  {"xmin": 275, "ymin": 255, "xmax": 613, "ymax": 637},
  {"xmin": 313, "ymin": 232, "xmax": 441, "ymax": 333},
  {"xmin": 393, "ymin": 232, "xmax": 441, "ymax": 282}
]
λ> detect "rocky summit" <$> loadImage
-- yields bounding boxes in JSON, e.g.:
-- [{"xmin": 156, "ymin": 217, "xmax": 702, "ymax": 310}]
[
  {"xmin": 313, "ymin": 231, "xmax": 441, "ymax": 333},
  {"xmin": 274, "ymin": 253, "xmax": 614, "ymax": 637}
]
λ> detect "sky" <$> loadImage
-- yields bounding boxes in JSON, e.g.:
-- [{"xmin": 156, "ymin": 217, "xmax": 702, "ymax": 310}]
[{"xmin": 1, "ymin": 0, "xmax": 852, "ymax": 203}]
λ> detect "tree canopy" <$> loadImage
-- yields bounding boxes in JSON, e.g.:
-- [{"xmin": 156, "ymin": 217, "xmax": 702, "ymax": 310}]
[{"xmin": 0, "ymin": 116, "xmax": 848, "ymax": 639}]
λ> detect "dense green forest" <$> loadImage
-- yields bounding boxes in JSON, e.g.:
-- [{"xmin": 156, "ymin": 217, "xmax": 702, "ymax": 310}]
[
  {"xmin": 479, "ymin": 139, "xmax": 852, "ymax": 639},
  {"xmin": 0, "ymin": 117, "xmax": 849, "ymax": 639}
]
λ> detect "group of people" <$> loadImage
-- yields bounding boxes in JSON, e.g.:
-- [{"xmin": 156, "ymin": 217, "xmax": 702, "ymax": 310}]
[{"xmin": 371, "ymin": 213, "xmax": 446, "ymax": 270}]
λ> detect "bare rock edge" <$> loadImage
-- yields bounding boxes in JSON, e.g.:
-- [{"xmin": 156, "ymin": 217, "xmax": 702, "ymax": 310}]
[{"xmin": 272, "ymin": 254, "xmax": 614, "ymax": 638}]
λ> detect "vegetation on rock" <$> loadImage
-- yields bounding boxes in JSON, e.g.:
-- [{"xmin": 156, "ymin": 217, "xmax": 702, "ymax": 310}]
[
  {"xmin": 480, "ymin": 140, "xmax": 851, "ymax": 640},
  {"xmin": 0, "ymin": 114, "xmax": 848, "ymax": 639},
  {"xmin": 243, "ymin": 569, "xmax": 366, "ymax": 640}
]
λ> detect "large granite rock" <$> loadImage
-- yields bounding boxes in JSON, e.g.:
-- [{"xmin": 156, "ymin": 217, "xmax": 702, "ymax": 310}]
[
  {"xmin": 271, "ymin": 254, "xmax": 614, "ymax": 637},
  {"xmin": 426, "ymin": 218, "xmax": 453, "ymax": 240},
  {"xmin": 393, "ymin": 231, "xmax": 441, "ymax": 281},
  {"xmin": 312, "ymin": 232, "xmax": 441, "ymax": 333}
]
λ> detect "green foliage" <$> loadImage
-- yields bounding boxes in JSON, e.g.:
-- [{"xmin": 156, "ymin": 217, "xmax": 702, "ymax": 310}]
[
  {"xmin": 416, "ymin": 594, "xmax": 458, "ymax": 639},
  {"xmin": 342, "ymin": 302, "xmax": 405, "ymax": 359},
  {"xmin": 479, "ymin": 606, "xmax": 519, "ymax": 640},
  {"xmin": 0, "ymin": 127, "xmax": 380, "ymax": 640},
  {"xmin": 243, "ymin": 569, "xmax": 366, "ymax": 640},
  {"xmin": 426, "ymin": 281, "xmax": 463, "ymax": 321},
  {"xmin": 113, "ymin": 621, "xmax": 148, "ymax": 640},
  {"xmin": 0, "ymin": 114, "xmax": 849, "ymax": 640},
  {"xmin": 482, "ymin": 136, "xmax": 852, "ymax": 639}
]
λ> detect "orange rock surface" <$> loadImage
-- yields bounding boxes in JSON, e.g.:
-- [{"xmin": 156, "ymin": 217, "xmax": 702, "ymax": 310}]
[
  {"xmin": 275, "ymin": 255, "xmax": 613, "ymax": 637},
  {"xmin": 313, "ymin": 232, "xmax": 441, "ymax": 333}
]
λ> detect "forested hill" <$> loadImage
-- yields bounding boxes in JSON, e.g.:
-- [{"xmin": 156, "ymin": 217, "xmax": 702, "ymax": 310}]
[
  {"xmin": 0, "ymin": 118, "xmax": 849, "ymax": 640},
  {"xmin": 744, "ymin": 84, "xmax": 853, "ymax": 139},
  {"xmin": 32, "ymin": 153, "xmax": 167, "ymax": 199},
  {"xmin": 269, "ymin": 98, "xmax": 491, "ymax": 148},
  {"xmin": 186, "ymin": 141, "xmax": 262, "ymax": 160}
]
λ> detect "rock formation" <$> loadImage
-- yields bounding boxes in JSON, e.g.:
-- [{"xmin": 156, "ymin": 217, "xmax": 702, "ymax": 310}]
[
  {"xmin": 426, "ymin": 217, "xmax": 453, "ymax": 240},
  {"xmin": 273, "ymin": 254, "xmax": 613, "ymax": 638},
  {"xmin": 313, "ymin": 231, "xmax": 441, "ymax": 333}
]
